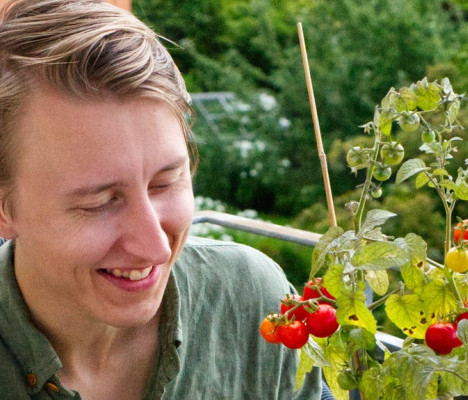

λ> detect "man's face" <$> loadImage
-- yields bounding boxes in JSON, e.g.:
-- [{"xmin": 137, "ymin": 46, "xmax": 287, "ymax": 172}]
[{"xmin": 7, "ymin": 86, "xmax": 194, "ymax": 327}]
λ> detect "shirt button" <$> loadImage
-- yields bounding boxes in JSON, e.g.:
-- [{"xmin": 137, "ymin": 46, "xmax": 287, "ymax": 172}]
[
  {"xmin": 45, "ymin": 381, "xmax": 60, "ymax": 393},
  {"xmin": 26, "ymin": 373, "xmax": 37, "ymax": 386}
]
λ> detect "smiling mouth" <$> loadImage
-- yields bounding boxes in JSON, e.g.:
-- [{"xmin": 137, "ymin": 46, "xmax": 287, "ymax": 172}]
[{"xmin": 99, "ymin": 266, "xmax": 154, "ymax": 281}]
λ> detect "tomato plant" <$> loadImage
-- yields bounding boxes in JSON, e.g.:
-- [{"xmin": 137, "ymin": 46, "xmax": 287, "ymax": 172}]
[
  {"xmin": 425, "ymin": 322, "xmax": 462, "ymax": 355},
  {"xmin": 260, "ymin": 78, "xmax": 468, "ymax": 400},
  {"xmin": 276, "ymin": 320, "xmax": 309, "ymax": 349},
  {"xmin": 305, "ymin": 304, "xmax": 339, "ymax": 338}
]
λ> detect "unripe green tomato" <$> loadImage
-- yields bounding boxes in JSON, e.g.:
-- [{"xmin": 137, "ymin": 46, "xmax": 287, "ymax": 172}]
[
  {"xmin": 370, "ymin": 188, "xmax": 383, "ymax": 199},
  {"xmin": 398, "ymin": 112, "xmax": 420, "ymax": 132},
  {"xmin": 421, "ymin": 130, "xmax": 435, "ymax": 143},
  {"xmin": 346, "ymin": 147, "xmax": 369, "ymax": 169},
  {"xmin": 337, "ymin": 370, "xmax": 359, "ymax": 390},
  {"xmin": 373, "ymin": 166, "xmax": 392, "ymax": 182},
  {"xmin": 380, "ymin": 142, "xmax": 404, "ymax": 165}
]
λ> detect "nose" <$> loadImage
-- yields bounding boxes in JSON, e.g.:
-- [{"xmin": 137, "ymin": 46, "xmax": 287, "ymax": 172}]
[{"xmin": 120, "ymin": 196, "xmax": 172, "ymax": 266}]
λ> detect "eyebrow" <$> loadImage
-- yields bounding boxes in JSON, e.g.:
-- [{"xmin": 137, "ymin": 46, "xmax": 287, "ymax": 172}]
[{"xmin": 66, "ymin": 155, "xmax": 189, "ymax": 198}]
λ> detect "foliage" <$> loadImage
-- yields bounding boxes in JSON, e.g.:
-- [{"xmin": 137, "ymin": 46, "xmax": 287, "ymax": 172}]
[
  {"xmin": 134, "ymin": 0, "xmax": 468, "ymax": 218},
  {"xmin": 264, "ymin": 78, "xmax": 468, "ymax": 399}
]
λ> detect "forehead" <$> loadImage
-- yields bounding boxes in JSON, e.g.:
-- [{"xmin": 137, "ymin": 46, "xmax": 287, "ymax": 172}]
[{"xmin": 13, "ymin": 86, "xmax": 187, "ymax": 188}]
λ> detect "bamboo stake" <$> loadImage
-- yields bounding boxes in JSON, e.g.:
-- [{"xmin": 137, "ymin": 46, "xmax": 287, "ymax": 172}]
[{"xmin": 297, "ymin": 22, "xmax": 337, "ymax": 227}]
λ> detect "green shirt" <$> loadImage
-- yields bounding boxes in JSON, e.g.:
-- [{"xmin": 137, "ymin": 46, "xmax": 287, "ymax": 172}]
[{"xmin": 0, "ymin": 237, "xmax": 321, "ymax": 399}]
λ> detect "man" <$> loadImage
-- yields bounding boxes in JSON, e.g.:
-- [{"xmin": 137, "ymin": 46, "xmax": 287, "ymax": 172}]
[{"xmin": 0, "ymin": 0, "xmax": 322, "ymax": 398}]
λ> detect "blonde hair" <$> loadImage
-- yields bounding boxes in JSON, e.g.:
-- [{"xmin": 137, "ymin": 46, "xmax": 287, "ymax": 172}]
[{"xmin": 0, "ymin": 0, "xmax": 197, "ymax": 193}]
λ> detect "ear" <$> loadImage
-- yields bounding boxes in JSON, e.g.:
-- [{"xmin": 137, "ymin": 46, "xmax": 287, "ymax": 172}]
[{"xmin": 0, "ymin": 190, "xmax": 17, "ymax": 239}]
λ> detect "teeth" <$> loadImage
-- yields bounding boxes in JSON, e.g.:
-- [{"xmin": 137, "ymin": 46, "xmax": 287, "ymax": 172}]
[{"xmin": 106, "ymin": 266, "xmax": 153, "ymax": 281}]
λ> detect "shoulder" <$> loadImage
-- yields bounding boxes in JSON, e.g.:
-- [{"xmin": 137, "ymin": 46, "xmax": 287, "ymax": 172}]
[{"xmin": 174, "ymin": 236, "xmax": 293, "ymax": 297}]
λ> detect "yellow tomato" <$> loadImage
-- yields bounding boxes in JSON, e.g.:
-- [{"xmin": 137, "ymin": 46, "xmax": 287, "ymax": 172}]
[{"xmin": 445, "ymin": 247, "xmax": 468, "ymax": 273}]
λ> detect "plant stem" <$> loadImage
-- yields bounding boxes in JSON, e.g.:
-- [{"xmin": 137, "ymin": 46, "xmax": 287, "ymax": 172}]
[
  {"xmin": 368, "ymin": 283, "xmax": 403, "ymax": 311},
  {"xmin": 354, "ymin": 130, "xmax": 382, "ymax": 231}
]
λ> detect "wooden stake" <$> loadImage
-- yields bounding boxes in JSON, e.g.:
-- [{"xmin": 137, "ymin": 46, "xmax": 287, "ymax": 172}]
[{"xmin": 297, "ymin": 22, "xmax": 337, "ymax": 227}]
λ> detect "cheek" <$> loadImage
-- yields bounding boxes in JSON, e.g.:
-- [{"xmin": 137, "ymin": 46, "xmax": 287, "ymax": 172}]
[{"xmin": 160, "ymin": 187, "xmax": 194, "ymax": 235}]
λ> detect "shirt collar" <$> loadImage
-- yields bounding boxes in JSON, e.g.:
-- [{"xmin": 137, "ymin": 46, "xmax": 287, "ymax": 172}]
[{"xmin": 0, "ymin": 241, "xmax": 62, "ymax": 395}]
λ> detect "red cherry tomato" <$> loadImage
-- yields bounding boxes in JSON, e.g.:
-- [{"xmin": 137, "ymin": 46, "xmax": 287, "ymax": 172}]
[
  {"xmin": 276, "ymin": 320, "xmax": 309, "ymax": 349},
  {"xmin": 425, "ymin": 322, "xmax": 462, "ymax": 355},
  {"xmin": 306, "ymin": 304, "xmax": 339, "ymax": 338},
  {"xmin": 453, "ymin": 219, "xmax": 468, "ymax": 245},
  {"xmin": 280, "ymin": 294, "xmax": 309, "ymax": 322},
  {"xmin": 303, "ymin": 278, "xmax": 335, "ymax": 303},
  {"xmin": 259, "ymin": 316, "xmax": 281, "ymax": 344}
]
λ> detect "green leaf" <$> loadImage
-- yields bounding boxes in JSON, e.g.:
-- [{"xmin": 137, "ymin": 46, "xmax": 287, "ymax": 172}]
[
  {"xmin": 294, "ymin": 349, "xmax": 315, "ymax": 391},
  {"xmin": 310, "ymin": 226, "xmax": 344, "ymax": 278},
  {"xmin": 351, "ymin": 241, "xmax": 409, "ymax": 270},
  {"xmin": 396, "ymin": 158, "xmax": 428, "ymax": 184},
  {"xmin": 390, "ymin": 347, "xmax": 439, "ymax": 400},
  {"xmin": 415, "ymin": 172, "xmax": 430, "ymax": 188},
  {"xmin": 336, "ymin": 282, "xmax": 377, "ymax": 333},
  {"xmin": 365, "ymin": 270, "xmax": 389, "ymax": 296},
  {"xmin": 323, "ymin": 264, "xmax": 346, "ymax": 298},
  {"xmin": 385, "ymin": 294, "xmax": 430, "ymax": 339},
  {"xmin": 441, "ymin": 178, "xmax": 457, "ymax": 191},
  {"xmin": 454, "ymin": 181, "xmax": 468, "ymax": 200},
  {"xmin": 394, "ymin": 233, "xmax": 427, "ymax": 268},
  {"xmin": 348, "ymin": 327, "xmax": 376, "ymax": 351},
  {"xmin": 447, "ymin": 97, "xmax": 461, "ymax": 125},
  {"xmin": 379, "ymin": 109, "xmax": 394, "ymax": 136},
  {"xmin": 300, "ymin": 336, "xmax": 330, "ymax": 368},
  {"xmin": 454, "ymin": 274, "xmax": 468, "ymax": 303},
  {"xmin": 414, "ymin": 78, "xmax": 441, "ymax": 111},
  {"xmin": 358, "ymin": 209, "xmax": 396, "ymax": 237},
  {"xmin": 359, "ymin": 366, "xmax": 382, "ymax": 400},
  {"xmin": 421, "ymin": 279, "xmax": 458, "ymax": 318},
  {"xmin": 400, "ymin": 262, "xmax": 425, "ymax": 291},
  {"xmin": 457, "ymin": 319, "xmax": 468, "ymax": 345},
  {"xmin": 399, "ymin": 87, "xmax": 418, "ymax": 111}
]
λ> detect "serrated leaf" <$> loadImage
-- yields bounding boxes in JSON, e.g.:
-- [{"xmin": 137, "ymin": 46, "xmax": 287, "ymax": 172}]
[
  {"xmin": 336, "ymin": 282, "xmax": 377, "ymax": 333},
  {"xmin": 385, "ymin": 294, "xmax": 430, "ymax": 339},
  {"xmin": 391, "ymin": 348, "xmax": 438, "ymax": 400},
  {"xmin": 419, "ymin": 141, "xmax": 441, "ymax": 155},
  {"xmin": 351, "ymin": 242, "xmax": 409, "ymax": 270},
  {"xmin": 323, "ymin": 264, "xmax": 346, "ymax": 298},
  {"xmin": 415, "ymin": 172, "xmax": 430, "ymax": 188},
  {"xmin": 396, "ymin": 158, "xmax": 428, "ymax": 184},
  {"xmin": 321, "ymin": 334, "xmax": 351, "ymax": 400},
  {"xmin": 421, "ymin": 279, "xmax": 458, "ymax": 319},
  {"xmin": 365, "ymin": 270, "xmax": 389, "ymax": 296},
  {"xmin": 310, "ymin": 226, "xmax": 344, "ymax": 278},
  {"xmin": 399, "ymin": 87, "xmax": 418, "ymax": 111},
  {"xmin": 414, "ymin": 79, "xmax": 441, "ymax": 111},
  {"xmin": 359, "ymin": 209, "xmax": 396, "ymax": 237}
]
